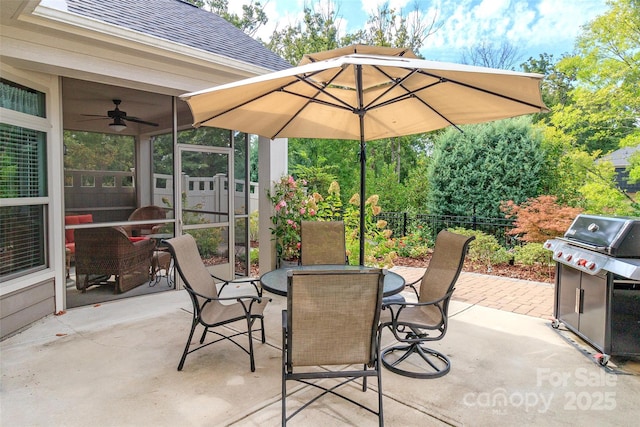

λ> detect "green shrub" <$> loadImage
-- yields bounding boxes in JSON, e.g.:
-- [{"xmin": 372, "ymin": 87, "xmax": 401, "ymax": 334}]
[
  {"xmin": 513, "ymin": 242, "xmax": 553, "ymax": 266},
  {"xmin": 189, "ymin": 228, "xmax": 222, "ymax": 259},
  {"xmin": 250, "ymin": 247, "xmax": 259, "ymax": 265},
  {"xmin": 395, "ymin": 224, "xmax": 432, "ymax": 258},
  {"xmin": 449, "ymin": 227, "xmax": 512, "ymax": 268},
  {"xmin": 249, "ymin": 210, "xmax": 259, "ymax": 242}
]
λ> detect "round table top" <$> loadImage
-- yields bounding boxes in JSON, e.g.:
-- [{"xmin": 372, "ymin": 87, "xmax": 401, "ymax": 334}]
[
  {"xmin": 259, "ymin": 264, "xmax": 405, "ymax": 297},
  {"xmin": 147, "ymin": 233, "xmax": 174, "ymax": 240}
]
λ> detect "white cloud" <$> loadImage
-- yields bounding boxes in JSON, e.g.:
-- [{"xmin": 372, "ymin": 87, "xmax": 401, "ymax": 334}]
[{"xmin": 231, "ymin": 0, "xmax": 609, "ymax": 62}]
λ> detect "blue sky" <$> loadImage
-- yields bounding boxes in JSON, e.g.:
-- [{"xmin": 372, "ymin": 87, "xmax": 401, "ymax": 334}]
[{"xmin": 231, "ymin": 0, "xmax": 608, "ymax": 66}]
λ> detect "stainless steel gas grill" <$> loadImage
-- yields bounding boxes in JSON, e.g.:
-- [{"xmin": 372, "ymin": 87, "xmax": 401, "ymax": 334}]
[{"xmin": 544, "ymin": 214, "xmax": 640, "ymax": 364}]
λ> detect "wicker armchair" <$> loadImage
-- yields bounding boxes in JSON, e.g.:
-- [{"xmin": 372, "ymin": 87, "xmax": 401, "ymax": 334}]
[
  {"xmin": 282, "ymin": 268, "xmax": 386, "ymax": 426},
  {"xmin": 127, "ymin": 205, "xmax": 167, "ymax": 236},
  {"xmin": 74, "ymin": 227, "xmax": 155, "ymax": 294},
  {"xmin": 300, "ymin": 220, "xmax": 348, "ymax": 265}
]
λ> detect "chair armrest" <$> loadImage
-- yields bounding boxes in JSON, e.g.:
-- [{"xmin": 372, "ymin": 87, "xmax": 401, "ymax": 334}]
[
  {"xmin": 211, "ymin": 273, "xmax": 262, "ymax": 296},
  {"xmin": 383, "ymin": 286, "xmax": 454, "ymax": 309},
  {"xmin": 186, "ymin": 285, "xmax": 263, "ymax": 304},
  {"xmin": 403, "ymin": 276, "xmax": 421, "ymax": 300}
]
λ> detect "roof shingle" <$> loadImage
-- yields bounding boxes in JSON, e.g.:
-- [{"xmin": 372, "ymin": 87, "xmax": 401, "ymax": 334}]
[{"xmin": 66, "ymin": 0, "xmax": 291, "ymax": 72}]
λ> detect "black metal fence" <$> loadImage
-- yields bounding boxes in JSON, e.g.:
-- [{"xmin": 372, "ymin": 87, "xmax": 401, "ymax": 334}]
[{"xmin": 378, "ymin": 212, "xmax": 517, "ymax": 247}]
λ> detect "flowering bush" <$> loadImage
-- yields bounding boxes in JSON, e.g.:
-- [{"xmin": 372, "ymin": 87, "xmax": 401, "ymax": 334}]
[
  {"xmin": 268, "ymin": 175, "xmax": 397, "ymax": 266},
  {"xmin": 344, "ymin": 193, "xmax": 398, "ymax": 267},
  {"xmin": 268, "ymin": 176, "xmax": 316, "ymax": 261},
  {"xmin": 395, "ymin": 224, "xmax": 432, "ymax": 258}
]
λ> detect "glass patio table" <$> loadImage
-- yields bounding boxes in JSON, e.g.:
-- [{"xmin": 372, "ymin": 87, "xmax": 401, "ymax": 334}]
[{"xmin": 259, "ymin": 264, "xmax": 405, "ymax": 297}]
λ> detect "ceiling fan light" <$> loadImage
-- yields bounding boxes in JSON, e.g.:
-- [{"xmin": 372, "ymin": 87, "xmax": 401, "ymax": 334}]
[{"xmin": 109, "ymin": 117, "xmax": 127, "ymax": 132}]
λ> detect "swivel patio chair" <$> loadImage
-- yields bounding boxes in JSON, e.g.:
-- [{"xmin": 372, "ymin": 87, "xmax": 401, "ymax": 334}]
[
  {"xmin": 300, "ymin": 220, "xmax": 348, "ymax": 265},
  {"xmin": 380, "ymin": 230, "xmax": 474, "ymax": 378},
  {"xmin": 282, "ymin": 268, "xmax": 386, "ymax": 426},
  {"xmin": 165, "ymin": 234, "xmax": 270, "ymax": 372}
]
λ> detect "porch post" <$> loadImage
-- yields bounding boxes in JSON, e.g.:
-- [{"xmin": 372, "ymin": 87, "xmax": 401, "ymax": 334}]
[
  {"xmin": 258, "ymin": 136, "xmax": 287, "ymax": 273},
  {"xmin": 137, "ymin": 135, "xmax": 153, "ymax": 207}
]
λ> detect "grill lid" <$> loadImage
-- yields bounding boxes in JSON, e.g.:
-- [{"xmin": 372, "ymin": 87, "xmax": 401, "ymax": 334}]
[{"xmin": 564, "ymin": 214, "xmax": 640, "ymax": 257}]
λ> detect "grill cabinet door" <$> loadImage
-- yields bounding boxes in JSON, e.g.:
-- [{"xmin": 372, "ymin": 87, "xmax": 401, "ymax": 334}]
[
  {"xmin": 579, "ymin": 272, "xmax": 608, "ymax": 350},
  {"xmin": 556, "ymin": 264, "xmax": 581, "ymax": 329}
]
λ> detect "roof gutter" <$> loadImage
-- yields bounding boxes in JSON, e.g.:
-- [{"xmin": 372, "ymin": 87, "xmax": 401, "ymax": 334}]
[{"xmin": 28, "ymin": 0, "xmax": 276, "ymax": 78}]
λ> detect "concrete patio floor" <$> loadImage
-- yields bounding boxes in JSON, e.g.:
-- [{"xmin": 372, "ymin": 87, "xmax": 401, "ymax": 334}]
[{"xmin": 2, "ymin": 273, "xmax": 639, "ymax": 426}]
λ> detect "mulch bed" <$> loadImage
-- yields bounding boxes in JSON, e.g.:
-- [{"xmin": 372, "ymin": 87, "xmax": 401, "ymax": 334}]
[
  {"xmin": 395, "ymin": 255, "xmax": 555, "ymax": 283},
  {"xmin": 242, "ymin": 254, "xmax": 555, "ymax": 283}
]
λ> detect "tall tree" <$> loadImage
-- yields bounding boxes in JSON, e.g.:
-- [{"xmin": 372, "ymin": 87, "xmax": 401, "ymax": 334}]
[
  {"xmin": 188, "ymin": 0, "xmax": 268, "ymax": 37},
  {"xmin": 460, "ymin": 40, "xmax": 522, "ymax": 70},
  {"xmin": 521, "ymin": 53, "xmax": 575, "ymax": 122},
  {"xmin": 426, "ymin": 118, "xmax": 545, "ymax": 217},
  {"xmin": 267, "ymin": 0, "xmax": 342, "ymax": 65},
  {"xmin": 349, "ymin": 2, "xmax": 441, "ymax": 54},
  {"xmin": 551, "ymin": 0, "xmax": 640, "ymax": 155}
]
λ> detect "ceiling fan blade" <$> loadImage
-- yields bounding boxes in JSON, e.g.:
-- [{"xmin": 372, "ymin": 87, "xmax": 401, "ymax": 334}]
[
  {"xmin": 77, "ymin": 117, "xmax": 110, "ymax": 123},
  {"xmin": 123, "ymin": 115, "xmax": 159, "ymax": 127},
  {"xmin": 80, "ymin": 114, "xmax": 110, "ymax": 118}
]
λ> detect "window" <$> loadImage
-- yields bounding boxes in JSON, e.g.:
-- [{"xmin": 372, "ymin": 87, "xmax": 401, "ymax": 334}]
[{"xmin": 0, "ymin": 80, "xmax": 48, "ymax": 279}]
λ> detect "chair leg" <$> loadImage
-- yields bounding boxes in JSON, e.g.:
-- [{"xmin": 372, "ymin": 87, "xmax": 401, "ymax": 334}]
[
  {"xmin": 282, "ymin": 364, "xmax": 287, "ymax": 425},
  {"xmin": 381, "ymin": 343, "xmax": 451, "ymax": 379},
  {"xmin": 362, "ymin": 364, "xmax": 368, "ymax": 391},
  {"xmin": 199, "ymin": 327, "xmax": 208, "ymax": 344},
  {"xmin": 377, "ymin": 363, "xmax": 384, "ymax": 427},
  {"xmin": 246, "ymin": 315, "xmax": 256, "ymax": 372},
  {"xmin": 282, "ymin": 325, "xmax": 288, "ymax": 426},
  {"xmin": 178, "ymin": 319, "xmax": 198, "ymax": 371}
]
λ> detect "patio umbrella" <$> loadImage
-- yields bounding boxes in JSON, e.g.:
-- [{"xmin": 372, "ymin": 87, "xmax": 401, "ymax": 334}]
[{"xmin": 180, "ymin": 45, "xmax": 548, "ymax": 265}]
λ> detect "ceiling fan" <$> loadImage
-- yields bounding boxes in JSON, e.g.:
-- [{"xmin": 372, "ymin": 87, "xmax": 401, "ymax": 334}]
[{"xmin": 82, "ymin": 99, "xmax": 159, "ymax": 131}]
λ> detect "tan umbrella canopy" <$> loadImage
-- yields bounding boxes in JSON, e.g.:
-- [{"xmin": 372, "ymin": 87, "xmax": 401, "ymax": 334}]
[{"xmin": 181, "ymin": 44, "xmax": 548, "ymax": 264}]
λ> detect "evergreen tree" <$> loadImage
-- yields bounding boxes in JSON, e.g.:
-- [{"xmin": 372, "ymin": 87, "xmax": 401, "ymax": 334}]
[{"xmin": 427, "ymin": 118, "xmax": 544, "ymax": 217}]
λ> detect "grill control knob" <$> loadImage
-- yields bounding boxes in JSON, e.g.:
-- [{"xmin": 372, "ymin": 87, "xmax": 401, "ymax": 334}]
[
  {"xmin": 587, "ymin": 262, "xmax": 597, "ymax": 270},
  {"xmin": 565, "ymin": 254, "xmax": 573, "ymax": 261},
  {"xmin": 556, "ymin": 251, "xmax": 563, "ymax": 258}
]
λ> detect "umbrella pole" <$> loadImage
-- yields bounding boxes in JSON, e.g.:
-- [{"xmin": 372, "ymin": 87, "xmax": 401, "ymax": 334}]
[
  {"xmin": 359, "ymin": 139, "xmax": 366, "ymax": 265},
  {"xmin": 356, "ymin": 64, "xmax": 366, "ymax": 266}
]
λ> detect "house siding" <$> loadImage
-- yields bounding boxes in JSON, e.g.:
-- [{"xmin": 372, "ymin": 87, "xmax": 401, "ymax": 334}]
[{"xmin": 1, "ymin": 278, "xmax": 55, "ymax": 339}]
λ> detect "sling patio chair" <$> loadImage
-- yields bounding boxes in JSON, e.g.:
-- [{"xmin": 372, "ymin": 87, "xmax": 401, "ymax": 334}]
[
  {"xmin": 379, "ymin": 230, "xmax": 475, "ymax": 379},
  {"xmin": 282, "ymin": 268, "xmax": 386, "ymax": 426},
  {"xmin": 165, "ymin": 234, "xmax": 270, "ymax": 372},
  {"xmin": 300, "ymin": 220, "xmax": 348, "ymax": 265}
]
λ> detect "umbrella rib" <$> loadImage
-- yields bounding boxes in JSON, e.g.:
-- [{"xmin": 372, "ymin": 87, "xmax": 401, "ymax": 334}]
[
  {"xmin": 295, "ymin": 68, "xmax": 359, "ymax": 111},
  {"xmin": 362, "ymin": 66, "xmax": 419, "ymax": 111},
  {"xmin": 271, "ymin": 70, "xmax": 357, "ymax": 137},
  {"xmin": 195, "ymin": 68, "xmax": 349, "ymax": 127},
  {"xmin": 417, "ymin": 70, "xmax": 546, "ymax": 110}
]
